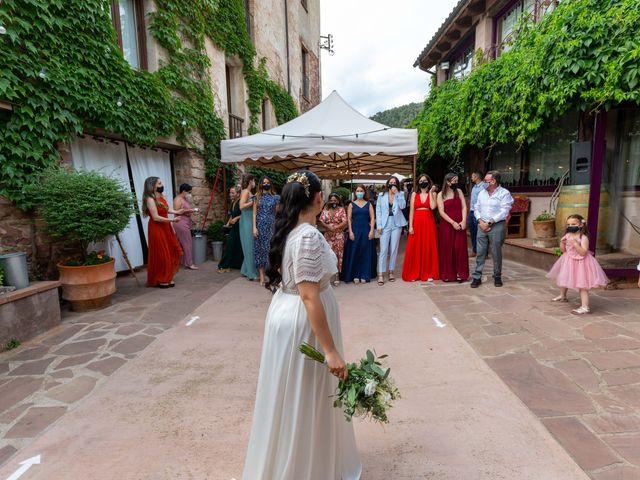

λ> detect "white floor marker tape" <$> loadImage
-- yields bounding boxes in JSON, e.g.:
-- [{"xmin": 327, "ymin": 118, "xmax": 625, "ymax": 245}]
[
  {"xmin": 432, "ymin": 315, "xmax": 446, "ymax": 328},
  {"xmin": 7, "ymin": 455, "xmax": 41, "ymax": 480},
  {"xmin": 186, "ymin": 315, "xmax": 200, "ymax": 326}
]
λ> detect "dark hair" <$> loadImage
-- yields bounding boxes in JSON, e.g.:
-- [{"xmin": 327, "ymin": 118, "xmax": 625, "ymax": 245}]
[
  {"xmin": 441, "ymin": 172, "xmax": 460, "ymax": 196},
  {"xmin": 416, "ymin": 173, "xmax": 432, "ymax": 192},
  {"xmin": 472, "ymin": 170, "xmax": 484, "ymax": 179},
  {"xmin": 255, "ymin": 175, "xmax": 272, "ymax": 206},
  {"xmin": 142, "ymin": 176, "xmax": 160, "ymax": 217},
  {"xmin": 327, "ymin": 192, "xmax": 342, "ymax": 207},
  {"xmin": 266, "ymin": 171, "xmax": 322, "ymax": 290},
  {"xmin": 386, "ymin": 175, "xmax": 400, "ymax": 190},
  {"xmin": 179, "ymin": 183, "xmax": 192, "ymax": 193},
  {"xmin": 241, "ymin": 173, "xmax": 255, "ymax": 190},
  {"xmin": 566, "ymin": 213, "xmax": 590, "ymax": 237},
  {"xmin": 487, "ymin": 170, "xmax": 501, "ymax": 184}
]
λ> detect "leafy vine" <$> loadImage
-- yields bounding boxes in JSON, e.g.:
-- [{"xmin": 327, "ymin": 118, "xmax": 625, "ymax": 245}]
[
  {"xmin": 413, "ymin": 0, "xmax": 640, "ymax": 167},
  {"xmin": 0, "ymin": 0, "xmax": 298, "ymax": 209}
]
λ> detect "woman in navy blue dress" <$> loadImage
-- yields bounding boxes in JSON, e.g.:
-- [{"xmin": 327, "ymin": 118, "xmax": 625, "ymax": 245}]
[
  {"xmin": 254, "ymin": 176, "xmax": 280, "ymax": 286},
  {"xmin": 341, "ymin": 185, "xmax": 376, "ymax": 283}
]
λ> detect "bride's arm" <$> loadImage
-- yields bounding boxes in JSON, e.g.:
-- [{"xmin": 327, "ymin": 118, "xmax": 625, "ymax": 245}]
[{"xmin": 298, "ymin": 282, "xmax": 348, "ymax": 380}]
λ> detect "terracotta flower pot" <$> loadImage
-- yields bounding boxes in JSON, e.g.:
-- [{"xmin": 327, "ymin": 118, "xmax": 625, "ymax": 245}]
[
  {"xmin": 57, "ymin": 259, "xmax": 116, "ymax": 312},
  {"xmin": 532, "ymin": 219, "xmax": 556, "ymax": 239}
]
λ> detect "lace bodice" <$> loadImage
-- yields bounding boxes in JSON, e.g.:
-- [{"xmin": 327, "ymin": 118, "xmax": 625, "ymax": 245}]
[{"xmin": 281, "ymin": 223, "xmax": 338, "ymax": 294}]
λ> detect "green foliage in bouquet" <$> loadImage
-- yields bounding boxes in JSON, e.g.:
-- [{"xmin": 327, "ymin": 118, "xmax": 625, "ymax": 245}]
[
  {"xmin": 34, "ymin": 168, "xmax": 135, "ymax": 265},
  {"xmin": 299, "ymin": 343, "xmax": 401, "ymax": 424}
]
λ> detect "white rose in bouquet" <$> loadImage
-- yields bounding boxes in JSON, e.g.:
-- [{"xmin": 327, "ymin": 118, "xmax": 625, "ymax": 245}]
[{"xmin": 364, "ymin": 380, "xmax": 378, "ymax": 397}]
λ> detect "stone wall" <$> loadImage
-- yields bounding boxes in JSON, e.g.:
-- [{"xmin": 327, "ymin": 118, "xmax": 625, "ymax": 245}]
[{"xmin": 173, "ymin": 150, "xmax": 226, "ymax": 228}]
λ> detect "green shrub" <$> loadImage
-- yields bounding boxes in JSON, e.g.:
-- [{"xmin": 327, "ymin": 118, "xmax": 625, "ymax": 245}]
[
  {"xmin": 332, "ymin": 187, "xmax": 351, "ymax": 205},
  {"xmin": 4, "ymin": 338, "xmax": 20, "ymax": 351},
  {"xmin": 34, "ymin": 168, "xmax": 136, "ymax": 265},
  {"xmin": 534, "ymin": 210, "xmax": 555, "ymax": 222},
  {"xmin": 207, "ymin": 220, "xmax": 225, "ymax": 242},
  {"xmin": 0, "ymin": 265, "xmax": 4, "ymax": 286}
]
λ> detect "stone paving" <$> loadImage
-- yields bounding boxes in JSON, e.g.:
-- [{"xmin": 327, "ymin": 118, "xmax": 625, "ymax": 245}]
[
  {"xmin": 423, "ymin": 258, "xmax": 640, "ymax": 480},
  {"xmin": 0, "ymin": 263, "xmax": 239, "ymax": 468}
]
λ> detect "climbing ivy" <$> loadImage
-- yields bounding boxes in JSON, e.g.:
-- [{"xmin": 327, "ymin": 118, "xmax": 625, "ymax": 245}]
[
  {"xmin": 413, "ymin": 0, "xmax": 640, "ymax": 166},
  {"xmin": 0, "ymin": 0, "xmax": 297, "ymax": 209}
]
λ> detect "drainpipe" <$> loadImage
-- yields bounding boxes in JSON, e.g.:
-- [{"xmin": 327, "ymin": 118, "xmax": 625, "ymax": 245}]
[{"xmin": 284, "ymin": 0, "xmax": 291, "ymax": 94}]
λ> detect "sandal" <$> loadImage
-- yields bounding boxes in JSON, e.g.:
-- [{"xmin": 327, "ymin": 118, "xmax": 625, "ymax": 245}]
[
  {"xmin": 388, "ymin": 272, "xmax": 396, "ymax": 282},
  {"xmin": 377, "ymin": 275, "xmax": 385, "ymax": 286},
  {"xmin": 353, "ymin": 278, "xmax": 360, "ymax": 284},
  {"xmin": 571, "ymin": 306, "xmax": 591, "ymax": 315},
  {"xmin": 552, "ymin": 295, "xmax": 568, "ymax": 302}
]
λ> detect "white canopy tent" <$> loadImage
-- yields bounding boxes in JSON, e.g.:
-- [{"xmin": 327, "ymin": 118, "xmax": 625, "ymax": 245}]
[{"xmin": 220, "ymin": 91, "xmax": 418, "ymax": 179}]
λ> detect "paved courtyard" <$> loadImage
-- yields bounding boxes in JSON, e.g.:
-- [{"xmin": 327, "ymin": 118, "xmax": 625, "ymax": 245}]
[
  {"xmin": 0, "ymin": 250, "xmax": 638, "ymax": 479},
  {"xmin": 425, "ymin": 258, "xmax": 640, "ymax": 480}
]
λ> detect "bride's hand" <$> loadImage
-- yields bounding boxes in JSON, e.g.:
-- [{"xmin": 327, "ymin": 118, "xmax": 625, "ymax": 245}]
[{"xmin": 325, "ymin": 350, "xmax": 348, "ymax": 380}]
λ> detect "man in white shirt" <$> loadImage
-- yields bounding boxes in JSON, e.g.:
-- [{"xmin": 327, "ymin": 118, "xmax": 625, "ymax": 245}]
[{"xmin": 470, "ymin": 171, "xmax": 513, "ymax": 288}]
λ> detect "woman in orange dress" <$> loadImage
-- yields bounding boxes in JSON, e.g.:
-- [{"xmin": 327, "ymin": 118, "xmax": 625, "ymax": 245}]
[
  {"xmin": 402, "ymin": 174, "xmax": 440, "ymax": 282},
  {"xmin": 142, "ymin": 176, "xmax": 187, "ymax": 288}
]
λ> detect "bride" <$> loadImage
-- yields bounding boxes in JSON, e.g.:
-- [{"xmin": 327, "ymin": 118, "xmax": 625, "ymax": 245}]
[{"xmin": 242, "ymin": 171, "xmax": 361, "ymax": 480}]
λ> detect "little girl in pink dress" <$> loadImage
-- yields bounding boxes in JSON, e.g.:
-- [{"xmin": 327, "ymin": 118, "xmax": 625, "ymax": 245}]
[{"xmin": 547, "ymin": 214, "xmax": 609, "ymax": 314}]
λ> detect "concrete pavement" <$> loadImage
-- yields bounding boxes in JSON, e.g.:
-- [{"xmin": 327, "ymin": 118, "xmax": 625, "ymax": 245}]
[{"xmin": 0, "ymin": 269, "xmax": 591, "ymax": 479}]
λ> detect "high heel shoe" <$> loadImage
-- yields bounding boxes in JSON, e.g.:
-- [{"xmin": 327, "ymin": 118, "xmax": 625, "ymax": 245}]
[{"xmin": 552, "ymin": 295, "xmax": 568, "ymax": 302}]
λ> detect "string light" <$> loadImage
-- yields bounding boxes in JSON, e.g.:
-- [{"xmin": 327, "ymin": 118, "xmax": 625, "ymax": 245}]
[
  {"xmin": 38, "ymin": 68, "xmax": 46, "ymax": 79},
  {"xmin": 181, "ymin": 118, "xmax": 187, "ymax": 127},
  {"xmin": 0, "ymin": 26, "xmax": 6, "ymax": 35},
  {"xmin": 116, "ymin": 95, "xmax": 123, "ymax": 107}
]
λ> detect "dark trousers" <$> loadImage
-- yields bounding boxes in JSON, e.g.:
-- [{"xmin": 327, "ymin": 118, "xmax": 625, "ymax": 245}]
[
  {"xmin": 472, "ymin": 221, "xmax": 506, "ymax": 280},
  {"xmin": 468, "ymin": 213, "xmax": 479, "ymax": 253}
]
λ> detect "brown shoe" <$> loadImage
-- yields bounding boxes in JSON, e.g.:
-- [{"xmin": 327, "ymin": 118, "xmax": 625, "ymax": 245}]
[{"xmin": 470, "ymin": 252, "xmax": 477, "ymax": 257}]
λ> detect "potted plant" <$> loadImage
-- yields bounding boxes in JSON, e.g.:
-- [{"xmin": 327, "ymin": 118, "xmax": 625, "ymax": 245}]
[
  {"xmin": 207, "ymin": 220, "xmax": 225, "ymax": 261},
  {"xmin": 532, "ymin": 210, "xmax": 557, "ymax": 248},
  {"xmin": 35, "ymin": 167, "xmax": 135, "ymax": 312}
]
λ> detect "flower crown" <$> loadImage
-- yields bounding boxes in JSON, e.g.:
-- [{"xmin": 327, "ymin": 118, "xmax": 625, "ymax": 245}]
[{"xmin": 286, "ymin": 172, "xmax": 310, "ymax": 197}]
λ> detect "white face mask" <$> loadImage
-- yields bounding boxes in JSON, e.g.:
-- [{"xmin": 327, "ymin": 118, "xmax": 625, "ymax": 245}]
[{"xmin": 186, "ymin": 193, "xmax": 193, "ymax": 202}]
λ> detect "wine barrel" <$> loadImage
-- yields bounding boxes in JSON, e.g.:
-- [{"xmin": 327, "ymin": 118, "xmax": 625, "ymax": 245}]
[{"xmin": 555, "ymin": 185, "xmax": 611, "ymax": 253}]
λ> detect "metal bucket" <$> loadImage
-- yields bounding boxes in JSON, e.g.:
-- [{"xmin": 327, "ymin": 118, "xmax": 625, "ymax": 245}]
[
  {"xmin": 0, "ymin": 252, "xmax": 29, "ymax": 290},
  {"xmin": 191, "ymin": 231, "xmax": 207, "ymax": 265},
  {"xmin": 211, "ymin": 241, "xmax": 223, "ymax": 262}
]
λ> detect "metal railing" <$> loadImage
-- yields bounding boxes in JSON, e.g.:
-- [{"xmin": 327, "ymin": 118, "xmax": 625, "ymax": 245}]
[{"xmin": 229, "ymin": 114, "xmax": 244, "ymax": 138}]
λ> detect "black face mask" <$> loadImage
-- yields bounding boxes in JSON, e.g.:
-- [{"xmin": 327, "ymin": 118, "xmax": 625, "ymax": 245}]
[
  {"xmin": 419, "ymin": 181, "xmax": 429, "ymax": 189},
  {"xmin": 329, "ymin": 203, "xmax": 337, "ymax": 208},
  {"xmin": 450, "ymin": 183, "xmax": 459, "ymax": 190},
  {"xmin": 262, "ymin": 184, "xmax": 271, "ymax": 190},
  {"xmin": 156, "ymin": 186, "xmax": 164, "ymax": 194},
  {"xmin": 388, "ymin": 184, "xmax": 397, "ymax": 190},
  {"xmin": 566, "ymin": 225, "xmax": 580, "ymax": 233}
]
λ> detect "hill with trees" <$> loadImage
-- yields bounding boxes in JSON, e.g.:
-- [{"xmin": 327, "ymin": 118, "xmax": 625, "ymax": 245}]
[{"xmin": 370, "ymin": 102, "xmax": 422, "ymax": 128}]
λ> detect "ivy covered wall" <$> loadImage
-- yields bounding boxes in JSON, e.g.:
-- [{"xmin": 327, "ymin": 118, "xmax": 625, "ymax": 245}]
[
  {"xmin": 0, "ymin": 0, "xmax": 298, "ymax": 210},
  {"xmin": 412, "ymin": 0, "xmax": 640, "ymax": 168}
]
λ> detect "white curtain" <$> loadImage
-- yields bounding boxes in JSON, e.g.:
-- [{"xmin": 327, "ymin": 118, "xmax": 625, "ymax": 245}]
[
  {"xmin": 127, "ymin": 145, "xmax": 174, "ymax": 243},
  {"xmin": 70, "ymin": 136, "xmax": 144, "ymax": 272}
]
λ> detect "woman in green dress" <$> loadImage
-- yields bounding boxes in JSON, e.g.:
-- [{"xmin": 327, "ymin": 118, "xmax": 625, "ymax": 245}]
[
  {"xmin": 218, "ymin": 186, "xmax": 244, "ymax": 272},
  {"xmin": 239, "ymin": 173, "xmax": 259, "ymax": 280}
]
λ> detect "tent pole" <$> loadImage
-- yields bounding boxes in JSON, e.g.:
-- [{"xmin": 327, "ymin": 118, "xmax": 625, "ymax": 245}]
[{"xmin": 412, "ymin": 155, "xmax": 417, "ymax": 189}]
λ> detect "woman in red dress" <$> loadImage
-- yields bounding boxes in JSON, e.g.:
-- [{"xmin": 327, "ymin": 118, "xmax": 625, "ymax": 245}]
[
  {"xmin": 142, "ymin": 176, "xmax": 187, "ymax": 288},
  {"xmin": 437, "ymin": 173, "xmax": 469, "ymax": 282},
  {"xmin": 402, "ymin": 174, "xmax": 440, "ymax": 282}
]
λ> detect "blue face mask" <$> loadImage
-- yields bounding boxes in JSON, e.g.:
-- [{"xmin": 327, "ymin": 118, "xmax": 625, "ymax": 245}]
[{"xmin": 356, "ymin": 192, "xmax": 365, "ymax": 199}]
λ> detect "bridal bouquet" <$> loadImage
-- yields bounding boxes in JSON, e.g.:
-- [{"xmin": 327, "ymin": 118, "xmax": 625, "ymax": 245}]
[{"xmin": 299, "ymin": 343, "xmax": 401, "ymax": 424}]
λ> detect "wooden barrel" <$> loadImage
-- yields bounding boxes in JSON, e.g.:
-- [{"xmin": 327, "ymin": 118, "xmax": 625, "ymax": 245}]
[{"xmin": 555, "ymin": 185, "xmax": 611, "ymax": 253}]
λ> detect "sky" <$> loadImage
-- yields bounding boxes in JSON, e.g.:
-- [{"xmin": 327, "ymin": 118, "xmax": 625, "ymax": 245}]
[{"xmin": 320, "ymin": 0, "xmax": 460, "ymax": 117}]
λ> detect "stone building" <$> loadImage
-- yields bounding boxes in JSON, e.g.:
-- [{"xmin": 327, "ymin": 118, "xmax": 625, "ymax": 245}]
[
  {"xmin": 0, "ymin": 0, "xmax": 322, "ymax": 277},
  {"xmin": 413, "ymin": 0, "xmax": 640, "ymax": 275}
]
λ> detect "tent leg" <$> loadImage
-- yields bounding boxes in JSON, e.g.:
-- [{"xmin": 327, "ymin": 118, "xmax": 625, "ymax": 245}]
[{"xmin": 412, "ymin": 155, "xmax": 417, "ymax": 189}]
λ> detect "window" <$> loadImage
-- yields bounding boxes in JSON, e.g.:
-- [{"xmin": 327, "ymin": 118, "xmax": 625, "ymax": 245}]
[
  {"xmin": 301, "ymin": 46, "xmax": 310, "ymax": 100},
  {"xmin": 526, "ymin": 111, "xmax": 577, "ymax": 186},
  {"xmin": 491, "ymin": 144, "xmax": 523, "ymax": 187},
  {"xmin": 497, "ymin": 0, "xmax": 535, "ymax": 53},
  {"xmin": 448, "ymin": 42, "xmax": 474, "ymax": 80},
  {"xmin": 110, "ymin": 0, "xmax": 147, "ymax": 70}
]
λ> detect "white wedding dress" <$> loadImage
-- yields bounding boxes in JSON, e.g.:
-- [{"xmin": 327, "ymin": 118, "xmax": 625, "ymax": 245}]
[{"xmin": 242, "ymin": 222, "xmax": 362, "ymax": 480}]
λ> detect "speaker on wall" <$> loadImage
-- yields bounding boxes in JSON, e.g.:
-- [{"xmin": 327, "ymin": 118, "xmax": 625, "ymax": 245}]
[{"xmin": 570, "ymin": 141, "xmax": 592, "ymax": 185}]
